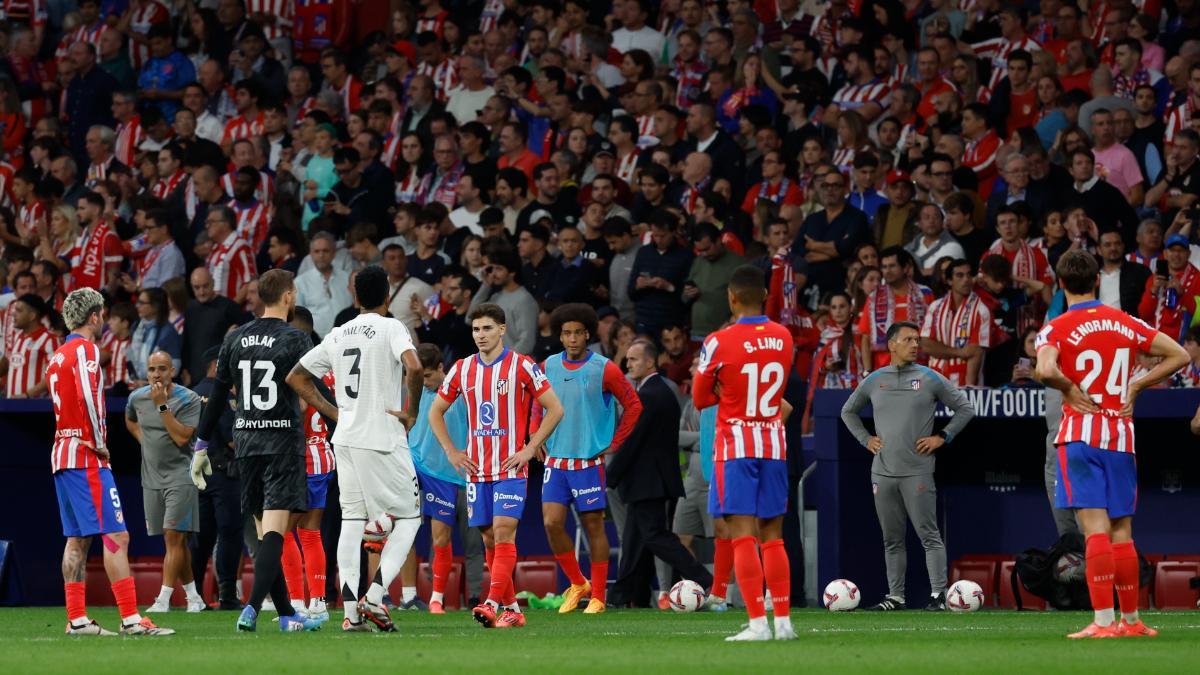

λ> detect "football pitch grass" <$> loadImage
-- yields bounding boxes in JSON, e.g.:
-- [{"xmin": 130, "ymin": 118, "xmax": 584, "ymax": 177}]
[{"xmin": 3, "ymin": 607, "xmax": 1200, "ymax": 673}]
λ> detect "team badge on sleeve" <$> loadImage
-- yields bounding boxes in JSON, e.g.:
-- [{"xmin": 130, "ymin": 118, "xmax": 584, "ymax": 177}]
[
  {"xmin": 1035, "ymin": 324, "xmax": 1053, "ymax": 350},
  {"xmin": 697, "ymin": 336, "xmax": 718, "ymax": 373},
  {"xmin": 910, "ymin": 379, "xmax": 921, "ymax": 391}
]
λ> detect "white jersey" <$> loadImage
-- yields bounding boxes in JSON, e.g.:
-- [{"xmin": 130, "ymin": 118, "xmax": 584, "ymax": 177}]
[{"xmin": 299, "ymin": 312, "xmax": 416, "ymax": 452}]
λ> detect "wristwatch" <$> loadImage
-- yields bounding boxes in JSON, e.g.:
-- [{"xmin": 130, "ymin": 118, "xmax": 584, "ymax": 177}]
[
  {"xmin": 936, "ymin": 429, "xmax": 951, "ymax": 442},
  {"xmin": 158, "ymin": 404, "xmax": 170, "ymax": 414}
]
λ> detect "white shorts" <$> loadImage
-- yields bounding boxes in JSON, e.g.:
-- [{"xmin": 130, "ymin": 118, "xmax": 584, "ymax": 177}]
[{"xmin": 336, "ymin": 444, "xmax": 420, "ymax": 521}]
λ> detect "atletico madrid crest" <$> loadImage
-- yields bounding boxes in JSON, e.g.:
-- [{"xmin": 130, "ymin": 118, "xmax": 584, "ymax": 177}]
[
  {"xmin": 497, "ymin": 378, "xmax": 508, "ymax": 395},
  {"xmin": 910, "ymin": 379, "xmax": 921, "ymax": 390}
]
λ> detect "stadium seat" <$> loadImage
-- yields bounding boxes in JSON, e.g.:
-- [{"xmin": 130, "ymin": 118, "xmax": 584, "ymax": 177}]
[
  {"xmin": 1153, "ymin": 561, "xmax": 1200, "ymax": 610},
  {"xmin": 411, "ymin": 561, "xmax": 463, "ymax": 609},
  {"xmin": 996, "ymin": 560, "xmax": 1045, "ymax": 610},
  {"xmin": 513, "ymin": 560, "xmax": 557, "ymax": 600},
  {"xmin": 949, "ymin": 559, "xmax": 999, "ymax": 606}
]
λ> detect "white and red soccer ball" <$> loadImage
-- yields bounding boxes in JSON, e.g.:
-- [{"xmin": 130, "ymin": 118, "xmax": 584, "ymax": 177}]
[
  {"xmin": 947, "ymin": 580, "xmax": 986, "ymax": 612},
  {"xmin": 668, "ymin": 580, "xmax": 706, "ymax": 612},
  {"xmin": 823, "ymin": 579, "xmax": 860, "ymax": 611},
  {"xmin": 362, "ymin": 514, "xmax": 395, "ymax": 543},
  {"xmin": 1054, "ymin": 552, "xmax": 1085, "ymax": 583}
]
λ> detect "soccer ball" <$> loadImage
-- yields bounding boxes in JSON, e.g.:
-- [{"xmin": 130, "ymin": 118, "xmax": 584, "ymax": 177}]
[
  {"xmin": 946, "ymin": 580, "xmax": 985, "ymax": 612},
  {"xmin": 668, "ymin": 580, "xmax": 706, "ymax": 612},
  {"xmin": 362, "ymin": 514, "xmax": 396, "ymax": 543},
  {"xmin": 1054, "ymin": 552, "xmax": 1085, "ymax": 583},
  {"xmin": 822, "ymin": 579, "xmax": 860, "ymax": 611}
]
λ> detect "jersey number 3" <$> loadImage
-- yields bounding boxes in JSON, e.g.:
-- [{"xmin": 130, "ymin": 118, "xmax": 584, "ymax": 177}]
[
  {"xmin": 237, "ymin": 360, "xmax": 278, "ymax": 411},
  {"xmin": 740, "ymin": 362, "xmax": 785, "ymax": 417},
  {"xmin": 342, "ymin": 348, "xmax": 361, "ymax": 399}
]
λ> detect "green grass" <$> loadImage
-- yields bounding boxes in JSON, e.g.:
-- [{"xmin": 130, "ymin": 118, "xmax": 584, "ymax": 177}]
[{"xmin": 3, "ymin": 607, "xmax": 1200, "ymax": 674}]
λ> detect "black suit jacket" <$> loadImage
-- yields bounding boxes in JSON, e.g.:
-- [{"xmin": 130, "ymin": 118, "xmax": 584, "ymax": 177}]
[
  {"xmin": 401, "ymin": 100, "xmax": 447, "ymax": 143},
  {"xmin": 607, "ymin": 374, "xmax": 684, "ymax": 504},
  {"xmin": 686, "ymin": 130, "xmax": 746, "ymax": 197},
  {"xmin": 1114, "ymin": 259, "xmax": 1152, "ymax": 316}
]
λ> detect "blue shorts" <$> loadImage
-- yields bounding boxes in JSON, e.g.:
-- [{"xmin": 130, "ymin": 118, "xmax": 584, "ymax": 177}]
[
  {"xmin": 708, "ymin": 458, "xmax": 789, "ymax": 519},
  {"xmin": 307, "ymin": 472, "xmax": 332, "ymax": 510},
  {"xmin": 419, "ymin": 472, "xmax": 460, "ymax": 525},
  {"xmin": 55, "ymin": 467, "xmax": 128, "ymax": 538},
  {"xmin": 542, "ymin": 464, "xmax": 607, "ymax": 512},
  {"xmin": 466, "ymin": 478, "xmax": 526, "ymax": 528},
  {"xmin": 1056, "ymin": 442, "xmax": 1138, "ymax": 518}
]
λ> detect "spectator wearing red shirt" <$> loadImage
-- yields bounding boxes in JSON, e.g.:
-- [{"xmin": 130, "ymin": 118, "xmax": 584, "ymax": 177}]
[
  {"xmin": 961, "ymin": 103, "xmax": 1002, "ymax": 199},
  {"xmin": 497, "ymin": 121, "xmax": 540, "ymax": 188},
  {"xmin": 742, "ymin": 150, "xmax": 802, "ymax": 219},
  {"xmin": 1140, "ymin": 234, "xmax": 1200, "ymax": 343}
]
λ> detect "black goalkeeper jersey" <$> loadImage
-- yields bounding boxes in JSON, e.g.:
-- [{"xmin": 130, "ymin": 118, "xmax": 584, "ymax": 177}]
[{"xmin": 214, "ymin": 317, "xmax": 310, "ymax": 457}]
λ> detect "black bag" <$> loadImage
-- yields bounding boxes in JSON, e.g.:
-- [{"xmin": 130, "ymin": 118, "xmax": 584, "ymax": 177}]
[{"xmin": 1011, "ymin": 533, "xmax": 1155, "ymax": 611}]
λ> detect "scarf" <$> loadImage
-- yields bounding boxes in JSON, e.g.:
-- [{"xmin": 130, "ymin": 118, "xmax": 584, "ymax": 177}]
[
  {"xmin": 987, "ymin": 238, "xmax": 1040, "ymax": 285},
  {"xmin": 869, "ymin": 280, "xmax": 929, "ymax": 350},
  {"xmin": 1114, "ymin": 67, "xmax": 1152, "ymax": 101},
  {"xmin": 679, "ymin": 176, "xmax": 712, "ymax": 214}
]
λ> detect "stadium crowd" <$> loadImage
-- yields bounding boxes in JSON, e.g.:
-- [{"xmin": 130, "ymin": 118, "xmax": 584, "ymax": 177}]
[{"xmin": 3, "ymin": 0, "xmax": 1200, "ymax": 612}]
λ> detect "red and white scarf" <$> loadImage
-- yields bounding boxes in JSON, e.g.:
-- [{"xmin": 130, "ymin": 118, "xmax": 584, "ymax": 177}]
[
  {"xmin": 869, "ymin": 280, "xmax": 929, "ymax": 350},
  {"xmin": 987, "ymin": 238, "xmax": 1040, "ymax": 284}
]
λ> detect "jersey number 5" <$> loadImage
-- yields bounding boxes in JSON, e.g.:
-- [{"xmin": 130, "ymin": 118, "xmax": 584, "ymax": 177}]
[
  {"xmin": 237, "ymin": 360, "xmax": 278, "ymax": 411},
  {"xmin": 740, "ymin": 362, "xmax": 785, "ymax": 417},
  {"xmin": 1076, "ymin": 348, "xmax": 1130, "ymax": 401}
]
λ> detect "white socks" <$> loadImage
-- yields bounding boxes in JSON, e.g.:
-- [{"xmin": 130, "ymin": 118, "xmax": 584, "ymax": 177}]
[
  {"xmin": 1094, "ymin": 607, "xmax": 1115, "ymax": 627},
  {"xmin": 430, "ymin": 591, "xmax": 444, "ymax": 604},
  {"xmin": 748, "ymin": 616, "xmax": 769, "ymax": 632},
  {"xmin": 338, "ymin": 519, "xmax": 366, "ymax": 622},
  {"xmin": 157, "ymin": 585, "xmax": 172, "ymax": 603},
  {"xmin": 774, "ymin": 615, "xmax": 793, "ymax": 633},
  {"xmin": 366, "ymin": 518, "xmax": 420, "ymax": 605},
  {"xmin": 183, "ymin": 581, "xmax": 201, "ymax": 601},
  {"xmin": 1122, "ymin": 611, "xmax": 1139, "ymax": 625},
  {"xmin": 402, "ymin": 586, "xmax": 417, "ymax": 603}
]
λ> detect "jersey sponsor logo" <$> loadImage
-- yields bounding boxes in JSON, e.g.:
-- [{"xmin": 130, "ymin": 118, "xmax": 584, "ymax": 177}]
[
  {"xmin": 425, "ymin": 492, "xmax": 434, "ymax": 501},
  {"xmin": 235, "ymin": 418, "xmax": 295, "ymax": 429},
  {"xmin": 570, "ymin": 485, "xmax": 602, "ymax": 498},
  {"xmin": 494, "ymin": 492, "xmax": 524, "ymax": 502},
  {"xmin": 479, "ymin": 401, "xmax": 496, "ymax": 426},
  {"xmin": 55, "ymin": 428, "xmax": 84, "ymax": 438}
]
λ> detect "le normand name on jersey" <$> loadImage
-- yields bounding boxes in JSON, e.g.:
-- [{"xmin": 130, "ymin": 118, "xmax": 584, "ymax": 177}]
[{"xmin": 1066, "ymin": 318, "xmax": 1140, "ymax": 346}]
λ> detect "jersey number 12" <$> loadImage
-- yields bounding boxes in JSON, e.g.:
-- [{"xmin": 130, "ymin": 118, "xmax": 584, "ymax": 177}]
[{"xmin": 740, "ymin": 362, "xmax": 784, "ymax": 417}]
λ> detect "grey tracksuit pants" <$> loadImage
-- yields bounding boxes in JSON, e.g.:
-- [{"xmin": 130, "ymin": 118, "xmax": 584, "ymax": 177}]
[
  {"xmin": 872, "ymin": 473, "xmax": 946, "ymax": 601},
  {"xmin": 1043, "ymin": 388, "xmax": 1081, "ymax": 537}
]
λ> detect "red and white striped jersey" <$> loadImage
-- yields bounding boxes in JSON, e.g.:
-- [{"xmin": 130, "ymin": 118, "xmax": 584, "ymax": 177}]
[
  {"xmin": 1036, "ymin": 300, "xmax": 1158, "ymax": 453},
  {"xmin": 416, "ymin": 59, "xmax": 458, "ymax": 103},
  {"xmin": 963, "ymin": 129, "xmax": 1002, "ymax": 196},
  {"xmin": 415, "ymin": 9, "xmax": 448, "ymax": 37},
  {"xmin": 127, "ymin": 0, "xmax": 170, "ymax": 70},
  {"xmin": 635, "ymin": 114, "xmax": 658, "ymax": 149},
  {"xmin": 114, "ymin": 116, "xmax": 144, "ymax": 167},
  {"xmin": 973, "ymin": 36, "xmax": 1042, "ymax": 92},
  {"xmin": 890, "ymin": 62, "xmax": 910, "ymax": 88},
  {"xmin": 66, "ymin": 221, "xmax": 123, "ymax": 292},
  {"xmin": 221, "ymin": 171, "xmax": 275, "ymax": 207},
  {"xmin": 692, "ymin": 316, "xmax": 794, "ymax": 462},
  {"xmin": 48, "ymin": 335, "xmax": 108, "ymax": 472},
  {"xmin": 206, "ymin": 232, "xmax": 257, "ymax": 299},
  {"xmin": 381, "ymin": 134, "xmax": 401, "ymax": 171},
  {"xmin": 245, "ymin": 0, "xmax": 294, "ymax": 40},
  {"xmin": 85, "ymin": 155, "xmax": 119, "ymax": 189},
  {"xmin": 1, "ymin": 302, "xmax": 17, "ymax": 356},
  {"xmin": 153, "ymin": 170, "xmax": 188, "ymax": 200},
  {"xmin": 920, "ymin": 292, "xmax": 992, "ymax": 386},
  {"xmin": 335, "ymin": 74, "xmax": 363, "ymax": 115},
  {"xmin": 438, "ymin": 348, "xmax": 551, "ymax": 483},
  {"xmin": 832, "ymin": 78, "xmax": 890, "ymax": 114},
  {"xmin": 222, "ymin": 111, "xmax": 265, "ymax": 145},
  {"xmin": 58, "ymin": 21, "xmax": 109, "ymax": 61},
  {"xmin": 228, "ymin": 198, "xmax": 272, "ymax": 251},
  {"xmin": 1165, "ymin": 99, "xmax": 1195, "ymax": 145},
  {"xmin": 303, "ymin": 373, "xmax": 336, "ymax": 474},
  {"xmin": 99, "ymin": 331, "xmax": 130, "ymax": 390},
  {"xmin": 18, "ymin": 200, "xmax": 45, "ymax": 237},
  {"xmin": 6, "ymin": 326, "xmax": 57, "ymax": 398}
]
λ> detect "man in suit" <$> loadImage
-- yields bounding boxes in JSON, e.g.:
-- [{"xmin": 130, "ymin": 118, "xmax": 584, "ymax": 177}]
[
  {"xmin": 1064, "ymin": 149, "xmax": 1141, "ymax": 246},
  {"xmin": 607, "ymin": 340, "xmax": 714, "ymax": 607},
  {"xmin": 400, "ymin": 75, "xmax": 445, "ymax": 144},
  {"xmin": 684, "ymin": 102, "xmax": 746, "ymax": 197},
  {"xmin": 985, "ymin": 153, "xmax": 1047, "ymax": 234},
  {"xmin": 1098, "ymin": 229, "xmax": 1151, "ymax": 315}
]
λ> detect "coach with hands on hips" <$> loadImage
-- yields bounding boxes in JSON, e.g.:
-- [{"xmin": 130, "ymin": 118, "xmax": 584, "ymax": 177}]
[{"xmin": 840, "ymin": 321, "xmax": 975, "ymax": 612}]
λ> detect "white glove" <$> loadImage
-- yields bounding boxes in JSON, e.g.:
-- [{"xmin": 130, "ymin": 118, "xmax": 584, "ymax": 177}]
[{"xmin": 190, "ymin": 446, "xmax": 212, "ymax": 490}]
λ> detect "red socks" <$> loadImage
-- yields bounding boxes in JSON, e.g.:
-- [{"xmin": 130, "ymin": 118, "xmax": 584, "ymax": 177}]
[
  {"xmin": 432, "ymin": 545, "xmax": 453, "ymax": 594},
  {"xmin": 65, "ymin": 581, "xmax": 86, "ymax": 622},
  {"xmin": 298, "ymin": 528, "xmax": 326, "ymax": 601},
  {"xmin": 1085, "ymin": 533, "xmax": 1116, "ymax": 613},
  {"xmin": 555, "ymin": 551, "xmax": 587, "ymax": 586},
  {"xmin": 281, "ymin": 533, "xmax": 305, "ymax": 601},
  {"xmin": 111, "ymin": 576, "xmax": 139, "ymax": 620},
  {"xmin": 591, "ymin": 561, "xmax": 608, "ymax": 602},
  {"xmin": 732, "ymin": 536, "xmax": 765, "ymax": 620},
  {"xmin": 761, "ymin": 539, "xmax": 791, "ymax": 618},
  {"xmin": 489, "ymin": 542, "xmax": 517, "ymax": 606},
  {"xmin": 712, "ymin": 537, "xmax": 733, "ymax": 599},
  {"xmin": 1112, "ymin": 541, "xmax": 1140, "ymax": 616}
]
